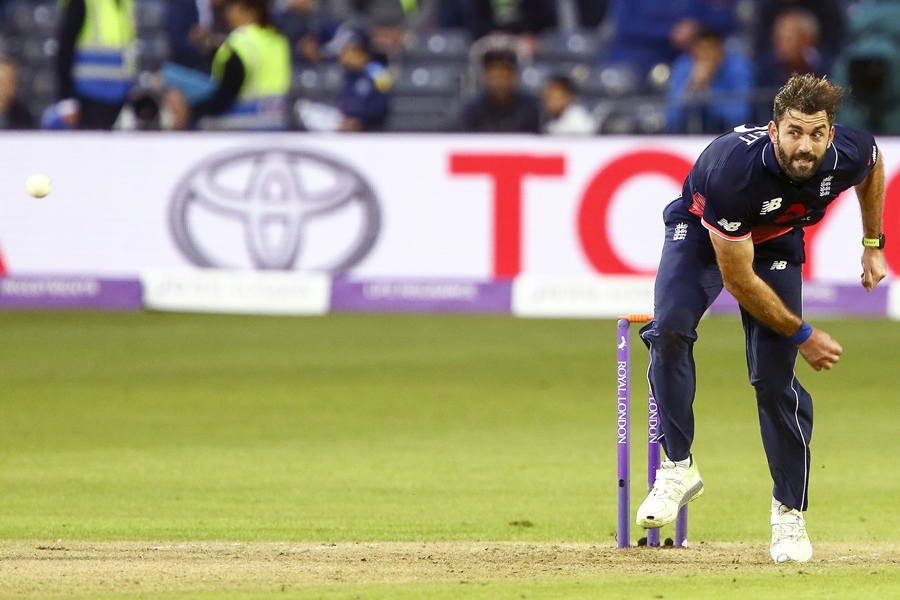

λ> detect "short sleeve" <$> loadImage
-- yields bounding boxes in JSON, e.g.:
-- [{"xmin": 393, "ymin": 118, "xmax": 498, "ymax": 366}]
[
  {"xmin": 699, "ymin": 168, "xmax": 755, "ymax": 241},
  {"xmin": 842, "ymin": 125, "xmax": 879, "ymax": 186}
]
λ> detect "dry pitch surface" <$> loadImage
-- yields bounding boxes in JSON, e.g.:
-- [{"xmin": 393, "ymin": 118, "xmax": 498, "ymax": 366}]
[{"xmin": 2, "ymin": 540, "xmax": 900, "ymax": 596}]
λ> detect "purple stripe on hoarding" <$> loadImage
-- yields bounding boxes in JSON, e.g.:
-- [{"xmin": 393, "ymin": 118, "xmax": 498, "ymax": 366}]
[
  {"xmin": 330, "ymin": 278, "xmax": 512, "ymax": 314},
  {"xmin": 708, "ymin": 283, "xmax": 889, "ymax": 316},
  {"xmin": 0, "ymin": 276, "xmax": 142, "ymax": 310}
]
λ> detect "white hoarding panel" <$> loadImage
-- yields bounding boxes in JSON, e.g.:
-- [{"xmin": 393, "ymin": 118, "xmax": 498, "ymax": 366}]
[
  {"xmin": 141, "ymin": 270, "xmax": 330, "ymax": 315},
  {"xmin": 512, "ymin": 275, "xmax": 655, "ymax": 318},
  {"xmin": 889, "ymin": 282, "xmax": 900, "ymax": 320},
  {"xmin": 0, "ymin": 133, "xmax": 897, "ymax": 283}
]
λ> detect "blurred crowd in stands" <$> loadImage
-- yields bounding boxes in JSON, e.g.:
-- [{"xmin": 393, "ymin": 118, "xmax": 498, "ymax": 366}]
[{"xmin": 1, "ymin": 0, "xmax": 900, "ymax": 134}]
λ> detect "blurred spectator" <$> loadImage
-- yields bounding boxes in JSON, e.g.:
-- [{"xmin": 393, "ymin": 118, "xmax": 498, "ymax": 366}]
[
  {"xmin": 342, "ymin": 0, "xmax": 414, "ymax": 57},
  {"xmin": 755, "ymin": 8, "xmax": 831, "ymax": 90},
  {"xmin": 333, "ymin": 27, "xmax": 391, "ymax": 131},
  {"xmin": 665, "ymin": 27, "xmax": 752, "ymax": 133},
  {"xmin": 601, "ymin": 0, "xmax": 736, "ymax": 77},
  {"xmin": 166, "ymin": 0, "xmax": 292, "ymax": 130},
  {"xmin": 273, "ymin": 0, "xmax": 338, "ymax": 65},
  {"xmin": 832, "ymin": 0, "xmax": 900, "ymax": 134},
  {"xmin": 752, "ymin": 0, "xmax": 847, "ymax": 62},
  {"xmin": 166, "ymin": 0, "xmax": 230, "ymax": 73},
  {"xmin": 55, "ymin": 0, "xmax": 139, "ymax": 130},
  {"xmin": 541, "ymin": 74, "xmax": 596, "ymax": 135},
  {"xmin": 458, "ymin": 47, "xmax": 540, "ymax": 133},
  {"xmin": 40, "ymin": 98, "xmax": 81, "ymax": 129},
  {"xmin": 0, "ymin": 59, "xmax": 35, "ymax": 129},
  {"xmin": 437, "ymin": 0, "xmax": 557, "ymax": 41}
]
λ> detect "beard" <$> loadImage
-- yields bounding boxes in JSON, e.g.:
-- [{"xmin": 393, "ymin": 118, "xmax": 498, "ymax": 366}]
[{"xmin": 774, "ymin": 138, "xmax": 827, "ymax": 183}]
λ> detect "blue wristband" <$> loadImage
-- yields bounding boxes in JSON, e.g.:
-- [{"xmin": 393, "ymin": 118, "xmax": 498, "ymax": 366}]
[{"xmin": 790, "ymin": 322, "xmax": 813, "ymax": 345}]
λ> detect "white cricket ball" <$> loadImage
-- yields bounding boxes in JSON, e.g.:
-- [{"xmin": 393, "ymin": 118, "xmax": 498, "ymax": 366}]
[{"xmin": 25, "ymin": 173, "xmax": 52, "ymax": 198}]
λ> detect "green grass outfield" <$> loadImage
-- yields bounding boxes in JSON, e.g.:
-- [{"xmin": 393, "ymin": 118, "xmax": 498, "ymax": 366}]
[{"xmin": 0, "ymin": 312, "xmax": 899, "ymax": 598}]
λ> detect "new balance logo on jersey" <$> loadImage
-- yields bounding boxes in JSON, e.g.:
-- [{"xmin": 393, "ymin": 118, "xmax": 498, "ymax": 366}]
[
  {"xmin": 673, "ymin": 222, "xmax": 688, "ymax": 241},
  {"xmin": 760, "ymin": 198, "xmax": 782, "ymax": 214},
  {"xmin": 717, "ymin": 219, "xmax": 741, "ymax": 232},
  {"xmin": 820, "ymin": 175, "xmax": 833, "ymax": 197},
  {"xmin": 770, "ymin": 261, "xmax": 787, "ymax": 270}
]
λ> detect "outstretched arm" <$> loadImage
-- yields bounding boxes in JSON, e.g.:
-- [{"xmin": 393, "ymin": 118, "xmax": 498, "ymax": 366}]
[
  {"xmin": 855, "ymin": 152, "xmax": 887, "ymax": 292},
  {"xmin": 709, "ymin": 233, "xmax": 843, "ymax": 371}
]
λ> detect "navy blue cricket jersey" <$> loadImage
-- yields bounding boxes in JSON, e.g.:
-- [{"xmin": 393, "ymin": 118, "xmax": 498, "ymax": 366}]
[{"xmin": 678, "ymin": 123, "xmax": 878, "ymax": 262}]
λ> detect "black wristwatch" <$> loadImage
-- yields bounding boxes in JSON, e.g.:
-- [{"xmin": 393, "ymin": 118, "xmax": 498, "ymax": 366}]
[{"xmin": 862, "ymin": 233, "xmax": 886, "ymax": 249}]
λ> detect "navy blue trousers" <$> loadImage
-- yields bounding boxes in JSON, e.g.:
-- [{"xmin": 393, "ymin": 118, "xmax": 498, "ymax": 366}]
[{"xmin": 640, "ymin": 201, "xmax": 813, "ymax": 511}]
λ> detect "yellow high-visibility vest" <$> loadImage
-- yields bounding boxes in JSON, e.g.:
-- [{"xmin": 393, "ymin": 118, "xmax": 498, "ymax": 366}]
[
  {"xmin": 200, "ymin": 23, "xmax": 291, "ymax": 130},
  {"xmin": 70, "ymin": 0, "xmax": 137, "ymax": 103}
]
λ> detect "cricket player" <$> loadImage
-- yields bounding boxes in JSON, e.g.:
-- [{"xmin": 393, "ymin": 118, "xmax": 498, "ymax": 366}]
[{"xmin": 636, "ymin": 74, "xmax": 887, "ymax": 563}]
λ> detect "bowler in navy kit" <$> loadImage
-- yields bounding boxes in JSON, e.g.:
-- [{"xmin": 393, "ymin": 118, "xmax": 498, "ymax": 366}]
[{"xmin": 635, "ymin": 74, "xmax": 887, "ymax": 564}]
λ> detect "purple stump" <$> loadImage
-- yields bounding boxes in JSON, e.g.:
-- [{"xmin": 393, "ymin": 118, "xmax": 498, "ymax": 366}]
[
  {"xmin": 676, "ymin": 506, "xmax": 688, "ymax": 547},
  {"xmin": 616, "ymin": 318, "xmax": 630, "ymax": 548},
  {"xmin": 647, "ymin": 388, "xmax": 661, "ymax": 548}
]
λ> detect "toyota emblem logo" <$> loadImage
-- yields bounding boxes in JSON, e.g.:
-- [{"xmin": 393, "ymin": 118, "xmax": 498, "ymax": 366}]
[{"xmin": 169, "ymin": 147, "xmax": 380, "ymax": 271}]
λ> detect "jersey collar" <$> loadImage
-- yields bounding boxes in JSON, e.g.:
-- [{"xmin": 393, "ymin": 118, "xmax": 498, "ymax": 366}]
[{"xmin": 761, "ymin": 142, "xmax": 781, "ymax": 177}]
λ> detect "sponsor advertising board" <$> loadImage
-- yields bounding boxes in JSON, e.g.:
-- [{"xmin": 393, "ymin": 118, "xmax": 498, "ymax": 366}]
[{"xmin": 0, "ymin": 133, "xmax": 896, "ymax": 315}]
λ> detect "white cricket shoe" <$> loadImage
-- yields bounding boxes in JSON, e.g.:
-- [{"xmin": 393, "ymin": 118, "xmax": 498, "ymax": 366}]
[
  {"xmin": 770, "ymin": 498, "xmax": 813, "ymax": 564},
  {"xmin": 636, "ymin": 458, "xmax": 704, "ymax": 529}
]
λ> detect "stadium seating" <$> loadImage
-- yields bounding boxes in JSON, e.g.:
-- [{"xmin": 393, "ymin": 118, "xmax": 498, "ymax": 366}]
[
  {"xmin": 9, "ymin": 0, "xmax": 58, "ymax": 36},
  {"xmin": 533, "ymin": 29, "xmax": 601, "ymax": 64},
  {"xmin": 581, "ymin": 63, "xmax": 643, "ymax": 100},
  {"xmin": 3, "ymin": 0, "xmax": 59, "ymax": 118},
  {"xmin": 0, "ymin": 3, "xmax": 794, "ymax": 134},
  {"xmin": 400, "ymin": 29, "xmax": 472, "ymax": 67},
  {"xmin": 385, "ymin": 95, "xmax": 460, "ymax": 132},
  {"xmin": 290, "ymin": 63, "xmax": 344, "ymax": 104},
  {"xmin": 385, "ymin": 64, "xmax": 467, "ymax": 132},
  {"xmin": 520, "ymin": 61, "xmax": 591, "ymax": 95},
  {"xmin": 391, "ymin": 64, "xmax": 464, "ymax": 97}
]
